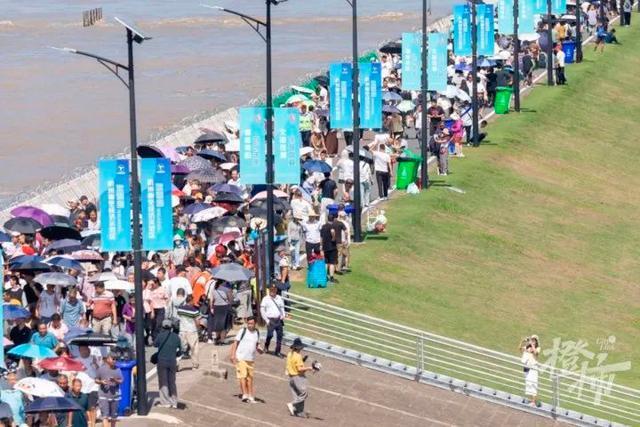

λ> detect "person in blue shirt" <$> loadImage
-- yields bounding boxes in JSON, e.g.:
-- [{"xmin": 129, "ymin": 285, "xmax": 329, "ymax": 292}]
[
  {"xmin": 0, "ymin": 373, "xmax": 25, "ymax": 426},
  {"xmin": 29, "ymin": 322, "xmax": 58, "ymax": 350}
]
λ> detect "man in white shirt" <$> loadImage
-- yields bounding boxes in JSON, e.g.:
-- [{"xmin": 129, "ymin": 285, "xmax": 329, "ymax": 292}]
[
  {"xmin": 259, "ymin": 286, "xmax": 285, "ymax": 357},
  {"xmin": 373, "ymin": 144, "xmax": 393, "ymax": 199},
  {"xmin": 230, "ymin": 317, "xmax": 263, "ymax": 403},
  {"xmin": 554, "ymin": 43, "xmax": 566, "ymax": 85},
  {"xmin": 359, "ymin": 159, "xmax": 373, "ymax": 208}
]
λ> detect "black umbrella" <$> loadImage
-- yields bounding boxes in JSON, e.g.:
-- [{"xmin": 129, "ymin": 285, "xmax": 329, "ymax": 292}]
[
  {"xmin": 313, "ymin": 75, "xmax": 329, "ymax": 87},
  {"xmin": 196, "ymin": 149, "xmax": 227, "ymax": 163},
  {"xmin": 136, "ymin": 145, "xmax": 165, "ymax": 159},
  {"xmin": 81, "ymin": 233, "xmax": 101, "ymax": 249},
  {"xmin": 39, "ymin": 225, "xmax": 82, "ymax": 241},
  {"xmin": 251, "ymin": 198, "xmax": 290, "ymax": 215},
  {"xmin": 346, "ymin": 146, "xmax": 375, "ymax": 164},
  {"xmin": 380, "ymin": 40, "xmax": 402, "ymax": 55},
  {"xmin": 186, "ymin": 168, "xmax": 226, "ymax": 184},
  {"xmin": 210, "ymin": 263, "xmax": 254, "ymax": 282},
  {"xmin": 248, "ymin": 206, "xmax": 284, "ymax": 224},
  {"xmin": 3, "ymin": 217, "xmax": 41, "ymax": 234},
  {"xmin": 178, "ymin": 156, "xmax": 211, "ymax": 171},
  {"xmin": 67, "ymin": 333, "xmax": 117, "ymax": 347},
  {"xmin": 214, "ymin": 191, "xmax": 244, "ymax": 204},
  {"xmin": 26, "ymin": 396, "xmax": 83, "ymax": 414},
  {"xmin": 194, "ymin": 131, "xmax": 227, "ymax": 145},
  {"xmin": 50, "ymin": 215, "xmax": 71, "ymax": 227}
]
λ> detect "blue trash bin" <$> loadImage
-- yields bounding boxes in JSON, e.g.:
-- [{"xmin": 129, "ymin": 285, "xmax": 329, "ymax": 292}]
[
  {"xmin": 327, "ymin": 204, "xmax": 355, "ymax": 216},
  {"xmin": 116, "ymin": 360, "xmax": 137, "ymax": 416},
  {"xmin": 562, "ymin": 40, "xmax": 576, "ymax": 64}
]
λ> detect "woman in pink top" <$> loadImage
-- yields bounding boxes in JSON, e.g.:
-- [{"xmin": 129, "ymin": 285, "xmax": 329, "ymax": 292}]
[
  {"xmin": 148, "ymin": 278, "xmax": 169, "ymax": 342},
  {"xmin": 449, "ymin": 113, "xmax": 465, "ymax": 158}
]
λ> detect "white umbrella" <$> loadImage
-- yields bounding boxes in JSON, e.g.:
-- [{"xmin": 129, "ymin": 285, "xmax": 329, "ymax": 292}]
[
  {"xmin": 171, "ymin": 195, "xmax": 180, "ymax": 208},
  {"xmin": 34, "ymin": 272, "xmax": 77, "ymax": 287},
  {"xmin": 300, "ymin": 146, "xmax": 314, "ymax": 157},
  {"xmin": 15, "ymin": 378, "xmax": 64, "ymax": 398},
  {"xmin": 455, "ymin": 88, "xmax": 472, "ymax": 102},
  {"xmin": 104, "ymin": 280, "xmax": 134, "ymax": 292},
  {"xmin": 290, "ymin": 85, "xmax": 315, "ymax": 95},
  {"xmin": 191, "ymin": 206, "xmax": 227, "ymax": 223},
  {"xmin": 519, "ymin": 33, "xmax": 540, "ymax": 42},
  {"xmin": 226, "ymin": 138, "xmax": 239, "ymax": 152},
  {"xmin": 88, "ymin": 271, "xmax": 121, "ymax": 283},
  {"xmin": 219, "ymin": 162, "xmax": 237, "ymax": 171},
  {"xmin": 442, "ymin": 85, "xmax": 458, "ymax": 98},
  {"xmin": 250, "ymin": 190, "xmax": 289, "ymax": 202},
  {"xmin": 74, "ymin": 372, "xmax": 98, "ymax": 394},
  {"xmin": 40, "ymin": 204, "xmax": 69, "ymax": 217}
]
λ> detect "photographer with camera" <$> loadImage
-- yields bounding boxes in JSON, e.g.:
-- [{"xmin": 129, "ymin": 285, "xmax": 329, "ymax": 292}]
[{"xmin": 285, "ymin": 337, "xmax": 321, "ymax": 418}]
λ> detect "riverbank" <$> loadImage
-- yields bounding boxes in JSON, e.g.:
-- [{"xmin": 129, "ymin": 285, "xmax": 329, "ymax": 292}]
[{"xmin": 296, "ymin": 11, "xmax": 640, "ymax": 389}]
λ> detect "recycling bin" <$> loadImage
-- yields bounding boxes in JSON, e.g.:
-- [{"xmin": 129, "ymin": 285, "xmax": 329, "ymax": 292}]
[
  {"xmin": 494, "ymin": 86, "xmax": 513, "ymax": 115},
  {"xmin": 116, "ymin": 359, "xmax": 137, "ymax": 416},
  {"xmin": 396, "ymin": 156, "xmax": 421, "ymax": 190},
  {"xmin": 562, "ymin": 40, "xmax": 576, "ymax": 64}
]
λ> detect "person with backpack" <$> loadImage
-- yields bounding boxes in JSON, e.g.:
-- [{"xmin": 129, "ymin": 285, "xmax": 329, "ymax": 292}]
[{"xmin": 229, "ymin": 317, "xmax": 263, "ymax": 403}]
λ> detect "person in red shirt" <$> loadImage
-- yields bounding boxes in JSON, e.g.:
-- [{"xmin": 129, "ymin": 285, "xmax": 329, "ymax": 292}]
[{"xmin": 208, "ymin": 244, "xmax": 227, "ymax": 267}]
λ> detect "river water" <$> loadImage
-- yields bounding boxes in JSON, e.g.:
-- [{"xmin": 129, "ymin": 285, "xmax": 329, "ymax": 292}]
[{"xmin": 0, "ymin": 0, "xmax": 455, "ymax": 203}]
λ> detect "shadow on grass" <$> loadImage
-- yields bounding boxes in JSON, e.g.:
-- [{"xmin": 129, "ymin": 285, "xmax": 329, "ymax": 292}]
[{"xmin": 365, "ymin": 234, "xmax": 389, "ymax": 241}]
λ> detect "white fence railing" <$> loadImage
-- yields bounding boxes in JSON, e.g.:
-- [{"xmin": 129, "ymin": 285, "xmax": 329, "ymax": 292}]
[{"xmin": 282, "ymin": 293, "xmax": 640, "ymax": 426}]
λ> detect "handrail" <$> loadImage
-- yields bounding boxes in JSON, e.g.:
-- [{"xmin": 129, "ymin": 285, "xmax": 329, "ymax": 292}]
[{"xmin": 284, "ymin": 292, "xmax": 639, "ymax": 426}]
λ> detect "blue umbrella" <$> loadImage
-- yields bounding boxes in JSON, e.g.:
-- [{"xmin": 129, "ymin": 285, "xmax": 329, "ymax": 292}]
[
  {"xmin": 3, "ymin": 305, "xmax": 31, "ymax": 321},
  {"xmin": 382, "ymin": 91, "xmax": 403, "ymax": 103},
  {"xmin": 209, "ymin": 183, "xmax": 242, "ymax": 195},
  {"xmin": 302, "ymin": 160, "xmax": 332, "ymax": 174},
  {"xmin": 44, "ymin": 239, "xmax": 82, "ymax": 254},
  {"xmin": 44, "ymin": 256, "xmax": 84, "ymax": 272},
  {"xmin": 26, "ymin": 397, "xmax": 83, "ymax": 413},
  {"xmin": 478, "ymin": 58, "xmax": 493, "ymax": 68},
  {"xmin": 9, "ymin": 255, "xmax": 44, "ymax": 267},
  {"xmin": 382, "ymin": 105, "xmax": 401, "ymax": 114},
  {"xmin": 9, "ymin": 344, "xmax": 57, "ymax": 359},
  {"xmin": 455, "ymin": 63, "xmax": 472, "ymax": 72},
  {"xmin": 184, "ymin": 202, "xmax": 211, "ymax": 215},
  {"xmin": 0, "ymin": 231, "xmax": 10, "ymax": 243}
]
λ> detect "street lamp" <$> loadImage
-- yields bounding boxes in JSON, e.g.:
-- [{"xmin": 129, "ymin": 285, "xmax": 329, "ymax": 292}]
[
  {"xmin": 470, "ymin": 0, "xmax": 480, "ymax": 147},
  {"xmin": 546, "ymin": 0, "xmax": 554, "ymax": 86},
  {"xmin": 204, "ymin": 0, "xmax": 287, "ymax": 292},
  {"xmin": 513, "ymin": 0, "xmax": 521, "ymax": 112},
  {"xmin": 420, "ymin": 0, "xmax": 431, "ymax": 189},
  {"xmin": 575, "ymin": 0, "xmax": 583, "ymax": 63},
  {"xmin": 344, "ymin": 0, "xmax": 363, "ymax": 242},
  {"xmin": 52, "ymin": 17, "xmax": 151, "ymax": 416}
]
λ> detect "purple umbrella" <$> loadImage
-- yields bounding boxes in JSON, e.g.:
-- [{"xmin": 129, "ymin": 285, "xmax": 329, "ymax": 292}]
[
  {"xmin": 184, "ymin": 202, "xmax": 211, "ymax": 215},
  {"xmin": 171, "ymin": 164, "xmax": 190, "ymax": 175},
  {"xmin": 10, "ymin": 206, "xmax": 53, "ymax": 227},
  {"xmin": 159, "ymin": 145, "xmax": 181, "ymax": 163}
]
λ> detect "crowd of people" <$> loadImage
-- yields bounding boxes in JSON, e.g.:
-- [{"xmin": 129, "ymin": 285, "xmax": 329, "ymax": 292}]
[{"xmin": 0, "ymin": 0, "xmax": 630, "ymax": 424}]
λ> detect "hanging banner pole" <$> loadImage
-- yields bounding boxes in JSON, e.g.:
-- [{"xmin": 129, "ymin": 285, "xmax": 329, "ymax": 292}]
[
  {"xmin": 140, "ymin": 158, "xmax": 173, "ymax": 251},
  {"xmin": 401, "ymin": 32, "xmax": 422, "ymax": 90},
  {"xmin": 273, "ymin": 108, "xmax": 302, "ymax": 184},
  {"xmin": 514, "ymin": 0, "xmax": 521, "ymax": 112},
  {"xmin": 98, "ymin": 159, "xmax": 132, "ymax": 252},
  {"xmin": 359, "ymin": 62, "xmax": 382, "ymax": 129},
  {"xmin": 239, "ymin": 107, "xmax": 267, "ymax": 185},
  {"xmin": 329, "ymin": 63, "xmax": 354, "ymax": 129}
]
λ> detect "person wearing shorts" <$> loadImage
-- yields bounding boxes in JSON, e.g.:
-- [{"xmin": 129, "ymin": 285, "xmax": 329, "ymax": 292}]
[
  {"xmin": 320, "ymin": 214, "xmax": 338, "ymax": 283},
  {"xmin": 95, "ymin": 353, "xmax": 123, "ymax": 427},
  {"xmin": 229, "ymin": 317, "xmax": 263, "ymax": 403}
]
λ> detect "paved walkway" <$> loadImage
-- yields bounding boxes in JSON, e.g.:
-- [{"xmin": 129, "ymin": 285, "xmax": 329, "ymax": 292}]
[{"xmin": 121, "ymin": 331, "xmax": 567, "ymax": 427}]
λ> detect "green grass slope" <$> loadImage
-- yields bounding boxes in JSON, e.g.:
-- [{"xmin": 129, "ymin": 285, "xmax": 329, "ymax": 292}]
[{"xmin": 296, "ymin": 19, "xmax": 640, "ymax": 388}]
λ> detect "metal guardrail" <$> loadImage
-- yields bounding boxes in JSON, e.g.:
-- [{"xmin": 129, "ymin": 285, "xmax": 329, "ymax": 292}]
[{"xmin": 283, "ymin": 293, "xmax": 640, "ymax": 426}]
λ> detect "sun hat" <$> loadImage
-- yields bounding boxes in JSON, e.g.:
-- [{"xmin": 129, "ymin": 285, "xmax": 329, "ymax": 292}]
[{"xmin": 290, "ymin": 337, "xmax": 306, "ymax": 350}]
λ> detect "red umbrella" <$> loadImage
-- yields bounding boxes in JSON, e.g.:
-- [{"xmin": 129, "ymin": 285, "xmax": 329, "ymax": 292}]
[{"xmin": 38, "ymin": 356, "xmax": 85, "ymax": 372}]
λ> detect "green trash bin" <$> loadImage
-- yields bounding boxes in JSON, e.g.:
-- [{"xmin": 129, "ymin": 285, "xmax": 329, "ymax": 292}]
[
  {"xmin": 494, "ymin": 86, "xmax": 513, "ymax": 114},
  {"xmin": 396, "ymin": 152, "xmax": 421, "ymax": 190}
]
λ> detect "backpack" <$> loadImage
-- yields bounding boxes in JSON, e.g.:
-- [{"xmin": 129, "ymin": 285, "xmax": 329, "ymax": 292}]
[{"xmin": 238, "ymin": 327, "xmax": 259, "ymax": 342}]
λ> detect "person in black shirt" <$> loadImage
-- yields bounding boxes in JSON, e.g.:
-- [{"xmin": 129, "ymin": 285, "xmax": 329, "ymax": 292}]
[
  {"xmin": 9, "ymin": 318, "xmax": 32, "ymax": 347},
  {"xmin": 320, "ymin": 214, "xmax": 338, "ymax": 283},
  {"xmin": 154, "ymin": 320, "xmax": 182, "ymax": 408},
  {"xmin": 21, "ymin": 273, "xmax": 42, "ymax": 316},
  {"xmin": 319, "ymin": 172, "xmax": 338, "ymax": 224}
]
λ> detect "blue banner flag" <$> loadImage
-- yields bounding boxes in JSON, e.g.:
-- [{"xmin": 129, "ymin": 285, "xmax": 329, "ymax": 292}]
[
  {"xmin": 359, "ymin": 62, "xmax": 382, "ymax": 129},
  {"xmin": 239, "ymin": 107, "xmax": 267, "ymax": 185},
  {"xmin": 329, "ymin": 63, "xmax": 353, "ymax": 129},
  {"xmin": 533, "ymin": 0, "xmax": 547, "ymax": 14},
  {"xmin": 401, "ymin": 32, "xmax": 421, "ymax": 90},
  {"xmin": 428, "ymin": 32, "xmax": 448, "ymax": 92},
  {"xmin": 140, "ymin": 158, "xmax": 173, "ymax": 251},
  {"xmin": 477, "ymin": 4, "xmax": 495, "ymax": 56},
  {"xmin": 98, "ymin": 159, "xmax": 132, "ymax": 252},
  {"xmin": 552, "ymin": 0, "xmax": 566, "ymax": 14},
  {"xmin": 453, "ymin": 5, "xmax": 472, "ymax": 56},
  {"xmin": 0, "ymin": 253, "xmax": 4, "ymax": 367},
  {"xmin": 274, "ymin": 108, "xmax": 301, "ymax": 184},
  {"xmin": 498, "ymin": 0, "xmax": 515, "ymax": 35},
  {"xmin": 519, "ymin": 0, "xmax": 537, "ymax": 33}
]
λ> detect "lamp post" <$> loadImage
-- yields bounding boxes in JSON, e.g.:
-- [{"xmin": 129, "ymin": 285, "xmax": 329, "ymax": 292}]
[
  {"xmin": 575, "ymin": 0, "xmax": 583, "ymax": 63},
  {"xmin": 344, "ymin": 0, "xmax": 363, "ymax": 242},
  {"xmin": 471, "ymin": 0, "xmax": 480, "ymax": 147},
  {"xmin": 52, "ymin": 17, "xmax": 151, "ymax": 415},
  {"xmin": 206, "ymin": 0, "xmax": 287, "ymax": 289},
  {"xmin": 513, "ymin": 0, "xmax": 521, "ymax": 112},
  {"xmin": 420, "ymin": 0, "xmax": 430, "ymax": 189},
  {"xmin": 546, "ymin": 0, "xmax": 554, "ymax": 86}
]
